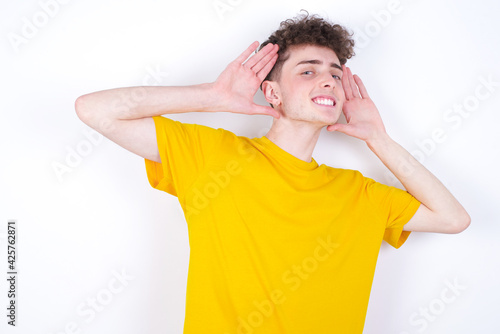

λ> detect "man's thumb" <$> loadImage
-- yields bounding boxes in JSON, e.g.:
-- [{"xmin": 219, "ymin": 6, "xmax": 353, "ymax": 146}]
[
  {"xmin": 327, "ymin": 123, "xmax": 348, "ymax": 133},
  {"xmin": 253, "ymin": 105, "xmax": 280, "ymax": 119}
]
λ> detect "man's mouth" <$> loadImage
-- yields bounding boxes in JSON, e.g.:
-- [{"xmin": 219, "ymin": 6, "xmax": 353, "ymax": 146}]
[{"xmin": 312, "ymin": 96, "xmax": 336, "ymax": 107}]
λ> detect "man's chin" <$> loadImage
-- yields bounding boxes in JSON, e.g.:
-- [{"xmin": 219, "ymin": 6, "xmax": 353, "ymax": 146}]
[{"xmin": 321, "ymin": 113, "xmax": 342, "ymax": 127}]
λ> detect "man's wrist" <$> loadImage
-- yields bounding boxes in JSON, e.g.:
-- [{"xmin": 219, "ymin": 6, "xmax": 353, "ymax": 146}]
[
  {"xmin": 194, "ymin": 82, "xmax": 219, "ymax": 112},
  {"xmin": 366, "ymin": 132, "xmax": 393, "ymax": 154}
]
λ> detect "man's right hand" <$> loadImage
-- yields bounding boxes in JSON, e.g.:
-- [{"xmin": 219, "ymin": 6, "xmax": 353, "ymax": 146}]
[{"xmin": 210, "ymin": 41, "xmax": 280, "ymax": 118}]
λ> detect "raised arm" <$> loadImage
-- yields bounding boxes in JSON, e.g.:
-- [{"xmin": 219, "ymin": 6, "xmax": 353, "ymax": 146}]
[
  {"xmin": 327, "ymin": 65, "xmax": 470, "ymax": 234},
  {"xmin": 74, "ymin": 41, "xmax": 280, "ymax": 162}
]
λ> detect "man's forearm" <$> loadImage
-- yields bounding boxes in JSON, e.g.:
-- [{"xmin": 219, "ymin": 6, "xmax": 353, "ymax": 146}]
[
  {"xmin": 75, "ymin": 83, "xmax": 217, "ymax": 122},
  {"xmin": 366, "ymin": 133, "xmax": 470, "ymax": 229}
]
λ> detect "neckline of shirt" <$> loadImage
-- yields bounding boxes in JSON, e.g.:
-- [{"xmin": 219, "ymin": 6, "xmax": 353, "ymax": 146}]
[{"xmin": 254, "ymin": 135, "xmax": 319, "ymax": 171}]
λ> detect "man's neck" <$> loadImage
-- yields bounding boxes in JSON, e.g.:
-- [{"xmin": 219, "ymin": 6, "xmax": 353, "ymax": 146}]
[{"xmin": 264, "ymin": 118, "xmax": 323, "ymax": 163}]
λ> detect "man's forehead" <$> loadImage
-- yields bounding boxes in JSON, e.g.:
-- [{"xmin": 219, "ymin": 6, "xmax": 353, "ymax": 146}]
[{"xmin": 284, "ymin": 44, "xmax": 341, "ymax": 68}]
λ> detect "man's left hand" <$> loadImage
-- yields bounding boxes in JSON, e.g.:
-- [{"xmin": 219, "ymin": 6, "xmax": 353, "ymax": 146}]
[{"xmin": 327, "ymin": 65, "xmax": 387, "ymax": 145}]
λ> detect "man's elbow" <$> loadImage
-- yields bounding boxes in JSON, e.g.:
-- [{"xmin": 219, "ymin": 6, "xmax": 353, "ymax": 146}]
[
  {"xmin": 75, "ymin": 94, "xmax": 100, "ymax": 127},
  {"xmin": 447, "ymin": 210, "xmax": 471, "ymax": 234},
  {"xmin": 75, "ymin": 95, "xmax": 90, "ymax": 123}
]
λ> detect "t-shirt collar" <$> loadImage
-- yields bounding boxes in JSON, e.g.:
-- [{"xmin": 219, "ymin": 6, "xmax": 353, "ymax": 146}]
[{"xmin": 255, "ymin": 135, "xmax": 319, "ymax": 171}]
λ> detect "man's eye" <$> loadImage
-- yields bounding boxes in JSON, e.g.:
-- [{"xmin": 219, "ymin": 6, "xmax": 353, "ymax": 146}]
[
  {"xmin": 333, "ymin": 74, "xmax": 341, "ymax": 80},
  {"xmin": 302, "ymin": 71, "xmax": 313, "ymax": 75}
]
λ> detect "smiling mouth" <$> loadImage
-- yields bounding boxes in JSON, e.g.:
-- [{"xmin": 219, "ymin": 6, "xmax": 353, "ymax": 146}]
[{"xmin": 312, "ymin": 97, "xmax": 336, "ymax": 107}]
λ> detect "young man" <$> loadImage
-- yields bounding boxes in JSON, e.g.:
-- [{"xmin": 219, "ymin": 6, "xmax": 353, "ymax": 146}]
[{"xmin": 75, "ymin": 12, "xmax": 470, "ymax": 334}]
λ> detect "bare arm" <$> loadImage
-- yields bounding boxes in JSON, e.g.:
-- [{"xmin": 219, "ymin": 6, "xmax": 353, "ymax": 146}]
[
  {"xmin": 327, "ymin": 66, "xmax": 471, "ymax": 233},
  {"xmin": 75, "ymin": 41, "xmax": 280, "ymax": 162},
  {"xmin": 367, "ymin": 135, "xmax": 470, "ymax": 233},
  {"xmin": 75, "ymin": 84, "xmax": 216, "ymax": 163}
]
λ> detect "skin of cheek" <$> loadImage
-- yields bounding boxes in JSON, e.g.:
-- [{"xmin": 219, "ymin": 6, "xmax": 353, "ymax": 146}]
[{"xmin": 277, "ymin": 79, "xmax": 317, "ymax": 122}]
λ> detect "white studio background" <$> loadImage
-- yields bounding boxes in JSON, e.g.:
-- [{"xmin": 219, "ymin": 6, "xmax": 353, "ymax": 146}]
[{"xmin": 0, "ymin": 0, "xmax": 499, "ymax": 333}]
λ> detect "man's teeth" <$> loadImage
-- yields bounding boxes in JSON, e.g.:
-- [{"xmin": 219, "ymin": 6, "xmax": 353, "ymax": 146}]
[{"xmin": 314, "ymin": 98, "xmax": 335, "ymax": 106}]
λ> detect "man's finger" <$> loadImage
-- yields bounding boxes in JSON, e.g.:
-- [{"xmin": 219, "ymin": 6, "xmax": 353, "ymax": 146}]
[
  {"xmin": 347, "ymin": 67, "xmax": 360, "ymax": 99},
  {"xmin": 244, "ymin": 43, "xmax": 276, "ymax": 69},
  {"xmin": 327, "ymin": 123, "xmax": 348, "ymax": 133},
  {"xmin": 256, "ymin": 53, "xmax": 278, "ymax": 82},
  {"xmin": 251, "ymin": 104, "xmax": 280, "ymax": 119},
  {"xmin": 342, "ymin": 65, "xmax": 353, "ymax": 100},
  {"xmin": 234, "ymin": 41, "xmax": 260, "ymax": 65},
  {"xmin": 353, "ymin": 75, "xmax": 369, "ymax": 99}
]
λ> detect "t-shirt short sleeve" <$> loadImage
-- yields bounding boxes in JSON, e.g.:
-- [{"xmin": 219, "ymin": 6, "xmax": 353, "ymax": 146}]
[
  {"xmin": 144, "ymin": 116, "xmax": 223, "ymax": 198},
  {"xmin": 364, "ymin": 176, "xmax": 421, "ymax": 249}
]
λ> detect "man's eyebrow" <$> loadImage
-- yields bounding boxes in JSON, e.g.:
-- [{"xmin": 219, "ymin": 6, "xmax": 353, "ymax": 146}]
[{"xmin": 296, "ymin": 59, "xmax": 343, "ymax": 71}]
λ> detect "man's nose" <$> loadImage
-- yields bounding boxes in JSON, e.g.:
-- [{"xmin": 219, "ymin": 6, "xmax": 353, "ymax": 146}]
[{"xmin": 319, "ymin": 73, "xmax": 336, "ymax": 89}]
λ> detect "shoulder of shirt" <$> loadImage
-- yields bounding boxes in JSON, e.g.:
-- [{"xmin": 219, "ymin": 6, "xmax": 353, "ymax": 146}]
[
  {"xmin": 155, "ymin": 116, "xmax": 253, "ymax": 153},
  {"xmin": 153, "ymin": 116, "xmax": 238, "ymax": 137},
  {"xmin": 321, "ymin": 165, "xmax": 364, "ymax": 178}
]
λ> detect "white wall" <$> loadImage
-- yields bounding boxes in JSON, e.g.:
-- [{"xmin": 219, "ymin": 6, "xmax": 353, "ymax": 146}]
[{"xmin": 1, "ymin": 0, "xmax": 499, "ymax": 333}]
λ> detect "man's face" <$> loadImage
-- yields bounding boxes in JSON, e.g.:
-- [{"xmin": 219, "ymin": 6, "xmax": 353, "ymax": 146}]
[{"xmin": 271, "ymin": 44, "xmax": 345, "ymax": 127}]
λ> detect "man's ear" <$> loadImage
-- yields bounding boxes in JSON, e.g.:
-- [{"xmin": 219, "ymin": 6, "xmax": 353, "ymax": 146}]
[{"xmin": 262, "ymin": 80, "xmax": 281, "ymax": 108}]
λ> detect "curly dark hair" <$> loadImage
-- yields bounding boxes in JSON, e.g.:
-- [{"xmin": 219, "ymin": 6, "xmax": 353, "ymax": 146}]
[{"xmin": 259, "ymin": 10, "xmax": 355, "ymax": 83}]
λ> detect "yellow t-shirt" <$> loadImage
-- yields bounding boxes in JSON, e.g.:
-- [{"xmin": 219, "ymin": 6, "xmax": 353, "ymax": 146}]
[{"xmin": 145, "ymin": 116, "xmax": 421, "ymax": 334}]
